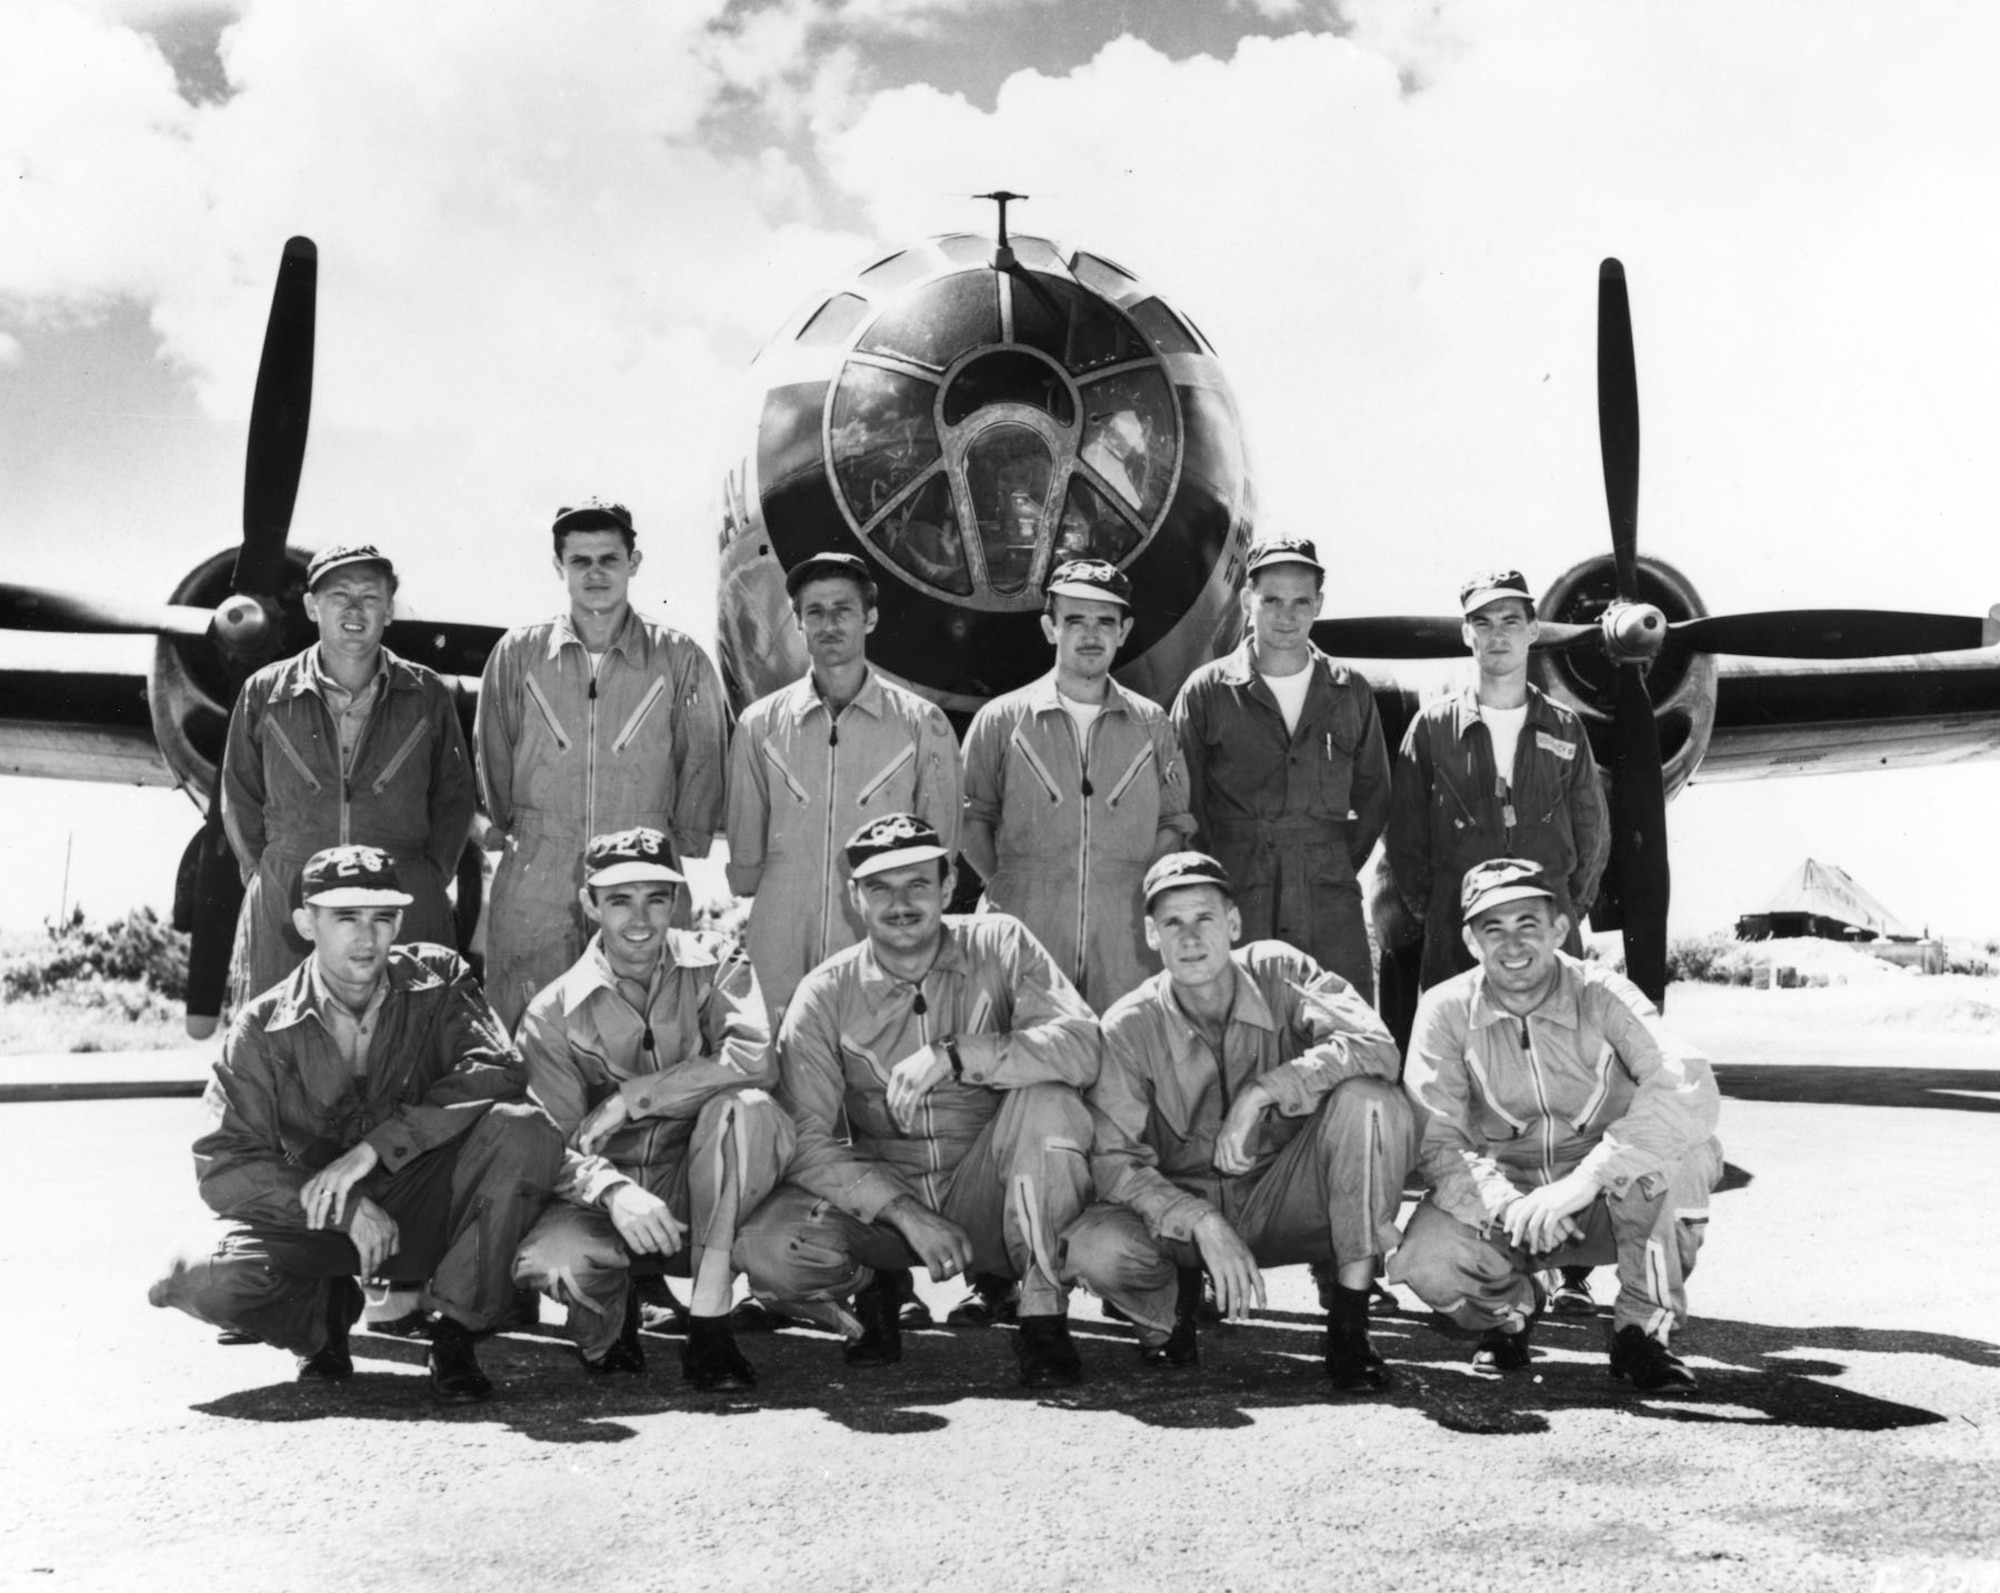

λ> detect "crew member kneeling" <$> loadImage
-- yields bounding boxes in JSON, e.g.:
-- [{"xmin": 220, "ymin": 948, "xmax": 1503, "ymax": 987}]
[
  {"xmin": 1063, "ymin": 852, "xmax": 1415, "ymax": 1388},
  {"xmin": 733, "ymin": 814, "xmax": 1101, "ymax": 1388},
  {"xmin": 1388, "ymin": 858, "xmax": 1722, "ymax": 1392},
  {"xmin": 149, "ymin": 846, "xmax": 561, "ymax": 1403},
  {"xmin": 510, "ymin": 828, "xmax": 789, "ymax": 1391}
]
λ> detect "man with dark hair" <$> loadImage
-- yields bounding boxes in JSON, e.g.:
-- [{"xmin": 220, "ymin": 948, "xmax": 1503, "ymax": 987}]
[
  {"xmin": 222, "ymin": 543, "xmax": 476, "ymax": 1003},
  {"xmin": 1171, "ymin": 536, "xmax": 1390, "ymax": 998},
  {"xmin": 149, "ymin": 846, "xmax": 562, "ymax": 1402},
  {"xmin": 726, "ymin": 551, "xmax": 961, "ymax": 1023},
  {"xmin": 1390, "ymin": 859, "xmax": 1722, "ymax": 1393},
  {"xmin": 1064, "ymin": 852, "xmax": 1414, "ymax": 1388},
  {"xmin": 476, "ymin": 498, "xmax": 730, "ymax": 1029},
  {"xmin": 733, "ymin": 814, "xmax": 1101, "ymax": 1388},
  {"xmin": 510, "ymin": 828, "xmax": 788, "ymax": 1391}
]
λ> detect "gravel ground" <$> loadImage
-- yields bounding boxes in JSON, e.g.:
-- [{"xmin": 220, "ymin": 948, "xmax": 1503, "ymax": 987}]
[{"xmin": 3, "ymin": 990, "xmax": 1996, "ymax": 1593}]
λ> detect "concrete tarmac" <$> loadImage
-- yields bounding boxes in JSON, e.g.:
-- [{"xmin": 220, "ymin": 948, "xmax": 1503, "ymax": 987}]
[{"xmin": 3, "ymin": 989, "xmax": 1997, "ymax": 1593}]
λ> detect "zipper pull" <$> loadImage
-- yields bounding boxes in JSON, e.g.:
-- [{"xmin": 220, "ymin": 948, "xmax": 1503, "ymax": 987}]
[
  {"xmin": 829, "ymin": 722, "xmax": 839, "ymax": 747},
  {"xmin": 589, "ymin": 677, "xmax": 598, "ymax": 701},
  {"xmin": 641, "ymin": 1025, "xmax": 655, "ymax": 1055},
  {"xmin": 912, "ymin": 987, "xmax": 926, "ymax": 1016},
  {"xmin": 1080, "ymin": 778, "xmax": 1094, "ymax": 797},
  {"xmin": 1518, "ymin": 1018, "xmax": 1530, "ymax": 1051}
]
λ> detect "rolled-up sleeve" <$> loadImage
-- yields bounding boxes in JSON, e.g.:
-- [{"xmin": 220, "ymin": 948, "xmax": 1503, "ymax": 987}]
[{"xmin": 951, "ymin": 923, "xmax": 1100, "ymax": 1091}]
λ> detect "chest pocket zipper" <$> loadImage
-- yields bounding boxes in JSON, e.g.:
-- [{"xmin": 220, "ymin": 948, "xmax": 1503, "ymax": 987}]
[
  {"xmin": 857, "ymin": 744, "xmax": 916, "ymax": 806},
  {"xmin": 1104, "ymin": 741, "xmax": 1156, "ymax": 808},
  {"xmin": 524, "ymin": 675, "xmax": 572, "ymax": 752},
  {"xmin": 761, "ymin": 740, "xmax": 811, "ymax": 804},
  {"xmin": 371, "ymin": 721, "xmax": 430, "ymax": 795},
  {"xmin": 1009, "ymin": 730, "xmax": 1064, "ymax": 805},
  {"xmin": 267, "ymin": 720, "xmax": 323, "ymax": 793},
  {"xmin": 611, "ymin": 677, "xmax": 668, "ymax": 754}
]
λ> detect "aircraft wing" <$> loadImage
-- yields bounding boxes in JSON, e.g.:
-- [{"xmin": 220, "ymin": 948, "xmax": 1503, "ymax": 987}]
[
  {"xmin": 0, "ymin": 656, "xmax": 173, "ymax": 788},
  {"xmin": 1697, "ymin": 651, "xmax": 2000, "ymax": 780}
]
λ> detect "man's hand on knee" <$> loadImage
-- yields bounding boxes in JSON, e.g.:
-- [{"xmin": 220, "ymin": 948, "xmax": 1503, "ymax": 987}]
[
  {"xmin": 1192, "ymin": 1211, "xmax": 1264, "ymax": 1321},
  {"xmin": 301, "ymin": 1141, "xmax": 381, "ymax": 1230},
  {"xmin": 1501, "ymin": 1171, "xmax": 1596, "ymax": 1254},
  {"xmin": 346, "ymin": 1196, "xmax": 400, "ymax": 1276},
  {"xmin": 604, "ymin": 1183, "xmax": 687, "ymax": 1256},
  {"xmin": 882, "ymin": 1194, "xmax": 974, "ymax": 1283},
  {"xmin": 1211, "ymin": 1084, "xmax": 1273, "ymax": 1177}
]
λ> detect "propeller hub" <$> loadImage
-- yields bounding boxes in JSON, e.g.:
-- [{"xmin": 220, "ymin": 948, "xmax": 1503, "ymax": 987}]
[
  {"xmin": 1601, "ymin": 601, "xmax": 1668, "ymax": 663},
  {"xmin": 212, "ymin": 593, "xmax": 274, "ymax": 656}
]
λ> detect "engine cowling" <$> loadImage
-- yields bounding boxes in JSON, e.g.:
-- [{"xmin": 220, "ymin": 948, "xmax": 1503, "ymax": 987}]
[{"xmin": 1531, "ymin": 554, "xmax": 1717, "ymax": 803}]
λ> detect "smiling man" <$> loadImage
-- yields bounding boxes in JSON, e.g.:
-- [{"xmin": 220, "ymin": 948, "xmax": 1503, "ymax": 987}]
[
  {"xmin": 1389, "ymin": 859, "xmax": 1723, "ymax": 1393},
  {"xmin": 1063, "ymin": 852, "xmax": 1414, "ymax": 1388},
  {"xmin": 149, "ymin": 846, "xmax": 561, "ymax": 1403},
  {"xmin": 732, "ymin": 814, "xmax": 1101, "ymax": 1389},
  {"xmin": 725, "ymin": 551, "xmax": 961, "ymax": 1023},
  {"xmin": 476, "ymin": 499, "xmax": 730, "ymax": 1029},
  {"xmin": 1170, "ymin": 536, "xmax": 1390, "ymax": 998},
  {"xmin": 509, "ymin": 828, "xmax": 789, "ymax": 1391},
  {"xmin": 221, "ymin": 543, "xmax": 477, "ymax": 1003}
]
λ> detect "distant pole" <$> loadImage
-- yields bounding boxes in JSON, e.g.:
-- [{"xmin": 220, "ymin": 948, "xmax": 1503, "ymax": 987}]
[{"xmin": 57, "ymin": 830, "xmax": 73, "ymax": 925}]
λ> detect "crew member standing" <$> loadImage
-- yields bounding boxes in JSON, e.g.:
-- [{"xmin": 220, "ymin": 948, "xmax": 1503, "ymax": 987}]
[
  {"xmin": 221, "ymin": 543, "xmax": 476, "ymax": 1003},
  {"xmin": 961, "ymin": 558, "xmax": 1192, "ymax": 1012},
  {"xmin": 476, "ymin": 499, "xmax": 729, "ymax": 1030},
  {"xmin": 1171, "ymin": 536, "xmax": 1390, "ymax": 996},
  {"xmin": 725, "ymin": 551, "xmax": 960, "ymax": 1023}
]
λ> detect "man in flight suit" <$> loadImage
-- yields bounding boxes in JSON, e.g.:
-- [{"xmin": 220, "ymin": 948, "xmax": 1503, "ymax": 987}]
[
  {"xmin": 222, "ymin": 543, "xmax": 476, "ymax": 1003},
  {"xmin": 725, "ymin": 551, "xmax": 961, "ymax": 1023},
  {"xmin": 510, "ymin": 828, "xmax": 790, "ymax": 1390},
  {"xmin": 1171, "ymin": 536, "xmax": 1389, "ymax": 998},
  {"xmin": 732, "ymin": 814, "xmax": 1101, "ymax": 1388},
  {"xmin": 148, "ymin": 846, "xmax": 561, "ymax": 1402},
  {"xmin": 962, "ymin": 558, "xmax": 1194, "ymax": 1013},
  {"xmin": 1389, "ymin": 859, "xmax": 1722, "ymax": 1393},
  {"xmin": 1385, "ymin": 568, "xmax": 1609, "ymax": 1314},
  {"xmin": 476, "ymin": 499, "xmax": 730, "ymax": 1030},
  {"xmin": 1063, "ymin": 852, "xmax": 1414, "ymax": 1388}
]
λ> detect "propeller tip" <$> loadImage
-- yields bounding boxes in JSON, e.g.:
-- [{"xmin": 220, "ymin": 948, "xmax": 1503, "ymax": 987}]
[
  {"xmin": 1600, "ymin": 257, "xmax": 1625, "ymax": 280},
  {"xmin": 282, "ymin": 236, "xmax": 317, "ymax": 261}
]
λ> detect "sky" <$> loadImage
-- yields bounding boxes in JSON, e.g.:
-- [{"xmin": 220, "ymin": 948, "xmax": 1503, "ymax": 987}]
[{"xmin": 2, "ymin": 0, "xmax": 1998, "ymax": 941}]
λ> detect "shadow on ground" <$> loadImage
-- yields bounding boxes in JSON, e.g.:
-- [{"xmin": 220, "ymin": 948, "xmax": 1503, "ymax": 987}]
[
  {"xmin": 1715, "ymin": 1064, "xmax": 2000, "ymax": 1113},
  {"xmin": 189, "ymin": 1302, "xmax": 1998, "ymax": 1443}
]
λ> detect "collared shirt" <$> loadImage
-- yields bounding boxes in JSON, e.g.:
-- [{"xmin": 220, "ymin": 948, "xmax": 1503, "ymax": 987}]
[
  {"xmin": 1089, "ymin": 942, "xmax": 1400, "ymax": 1241},
  {"xmin": 303, "ymin": 647, "xmax": 390, "ymax": 778},
  {"xmin": 961, "ymin": 669, "xmax": 1192, "ymax": 1007},
  {"xmin": 192, "ymin": 945, "xmax": 529, "ymax": 1228},
  {"xmin": 726, "ymin": 665, "xmax": 961, "ymax": 1016},
  {"xmin": 475, "ymin": 604, "xmax": 729, "ymax": 855},
  {"xmin": 300, "ymin": 959, "xmax": 389, "ymax": 1075},
  {"xmin": 1403, "ymin": 953, "xmax": 1720, "ymax": 1232},
  {"xmin": 776, "ymin": 914, "xmax": 1099, "ymax": 1220}
]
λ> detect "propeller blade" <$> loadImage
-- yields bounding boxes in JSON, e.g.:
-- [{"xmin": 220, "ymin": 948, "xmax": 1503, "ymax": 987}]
[
  {"xmin": 1597, "ymin": 259, "xmax": 1641, "ymax": 603},
  {"xmin": 182, "ymin": 811, "xmax": 244, "ymax": 1037},
  {"xmin": 0, "ymin": 583, "xmax": 214, "ymax": 638},
  {"xmin": 1309, "ymin": 617, "xmax": 1473, "ymax": 658},
  {"xmin": 1674, "ymin": 609, "xmax": 1995, "ymax": 658},
  {"xmin": 234, "ymin": 236, "xmax": 317, "ymax": 597},
  {"xmin": 1606, "ymin": 663, "xmax": 1671, "ymax": 1006}
]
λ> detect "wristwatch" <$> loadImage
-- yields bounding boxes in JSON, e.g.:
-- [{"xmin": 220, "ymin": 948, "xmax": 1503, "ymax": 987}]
[{"xmin": 944, "ymin": 1036, "xmax": 964, "ymax": 1082}]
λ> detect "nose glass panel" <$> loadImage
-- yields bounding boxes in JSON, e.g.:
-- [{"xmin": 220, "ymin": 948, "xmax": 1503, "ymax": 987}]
[
  {"xmin": 965, "ymin": 426, "xmax": 1054, "ymax": 596},
  {"xmin": 873, "ymin": 472, "xmax": 971, "ymax": 597},
  {"xmin": 830, "ymin": 366, "xmax": 941, "ymax": 518}
]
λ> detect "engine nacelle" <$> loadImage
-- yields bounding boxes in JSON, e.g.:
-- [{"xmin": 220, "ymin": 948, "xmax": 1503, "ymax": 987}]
[
  {"xmin": 1531, "ymin": 555, "xmax": 1717, "ymax": 803},
  {"xmin": 148, "ymin": 548, "xmax": 316, "ymax": 810}
]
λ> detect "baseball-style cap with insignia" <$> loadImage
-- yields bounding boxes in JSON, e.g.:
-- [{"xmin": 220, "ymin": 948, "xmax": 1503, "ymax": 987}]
[
  {"xmin": 583, "ymin": 827, "xmax": 684, "ymax": 889},
  {"xmin": 1460, "ymin": 857, "xmax": 1557, "ymax": 922},
  {"xmin": 551, "ymin": 498, "xmax": 635, "ymax": 538},
  {"xmin": 1244, "ymin": 535, "xmax": 1325, "ymax": 578},
  {"xmin": 305, "ymin": 543, "xmax": 396, "ymax": 590},
  {"xmin": 1142, "ymin": 850, "xmax": 1234, "ymax": 909},
  {"xmin": 845, "ymin": 812, "xmax": 951, "ymax": 880},
  {"xmin": 1458, "ymin": 568, "xmax": 1534, "ymax": 614},
  {"xmin": 785, "ymin": 550, "xmax": 875, "ymax": 599},
  {"xmin": 299, "ymin": 845, "xmax": 414, "ymax": 907},
  {"xmin": 1045, "ymin": 558, "xmax": 1133, "ymax": 609}
]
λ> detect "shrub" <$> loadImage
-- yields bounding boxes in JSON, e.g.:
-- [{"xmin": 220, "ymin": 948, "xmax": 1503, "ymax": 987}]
[
  {"xmin": 1, "ymin": 906, "xmax": 190, "ymax": 1001},
  {"xmin": 1666, "ymin": 932, "xmax": 1755, "ymax": 987}
]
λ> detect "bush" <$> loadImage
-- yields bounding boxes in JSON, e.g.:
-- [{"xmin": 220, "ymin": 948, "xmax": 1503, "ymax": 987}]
[
  {"xmin": 1666, "ymin": 932, "xmax": 1756, "ymax": 987},
  {"xmin": 1, "ymin": 906, "xmax": 190, "ymax": 1001}
]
